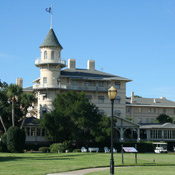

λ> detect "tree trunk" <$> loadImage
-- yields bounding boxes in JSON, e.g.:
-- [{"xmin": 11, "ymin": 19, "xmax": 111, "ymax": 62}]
[
  {"xmin": 20, "ymin": 116, "xmax": 26, "ymax": 129},
  {"xmin": 12, "ymin": 96, "xmax": 15, "ymax": 127},
  {"xmin": 0, "ymin": 115, "xmax": 7, "ymax": 133}
]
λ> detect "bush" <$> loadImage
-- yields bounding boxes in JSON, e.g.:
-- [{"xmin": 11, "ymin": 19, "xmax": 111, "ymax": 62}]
[
  {"xmin": 0, "ymin": 134, "xmax": 7, "ymax": 152},
  {"xmin": 73, "ymin": 149, "xmax": 81, "ymax": 152},
  {"xmin": 7, "ymin": 126, "xmax": 26, "ymax": 153},
  {"xmin": 50, "ymin": 141, "xmax": 72, "ymax": 153},
  {"xmin": 39, "ymin": 147, "xmax": 49, "ymax": 153}
]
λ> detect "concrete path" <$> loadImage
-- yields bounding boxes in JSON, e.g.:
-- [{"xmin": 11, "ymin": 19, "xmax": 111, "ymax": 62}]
[{"xmin": 47, "ymin": 167, "xmax": 109, "ymax": 175}]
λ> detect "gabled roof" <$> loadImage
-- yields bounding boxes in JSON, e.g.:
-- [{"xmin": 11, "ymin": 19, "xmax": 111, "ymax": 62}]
[
  {"xmin": 126, "ymin": 97, "xmax": 175, "ymax": 107},
  {"xmin": 40, "ymin": 28, "xmax": 63, "ymax": 49},
  {"xmin": 61, "ymin": 68, "xmax": 131, "ymax": 82},
  {"xmin": 24, "ymin": 116, "xmax": 40, "ymax": 126}
]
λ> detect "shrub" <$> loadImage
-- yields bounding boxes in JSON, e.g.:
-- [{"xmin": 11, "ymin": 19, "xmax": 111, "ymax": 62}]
[
  {"xmin": 0, "ymin": 134, "xmax": 7, "ymax": 152},
  {"xmin": 39, "ymin": 147, "xmax": 49, "ymax": 153},
  {"xmin": 73, "ymin": 149, "xmax": 81, "ymax": 152},
  {"xmin": 7, "ymin": 126, "xmax": 26, "ymax": 153},
  {"xmin": 50, "ymin": 141, "xmax": 72, "ymax": 153}
]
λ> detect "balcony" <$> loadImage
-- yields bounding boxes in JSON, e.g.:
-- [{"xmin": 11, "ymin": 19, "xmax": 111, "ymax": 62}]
[
  {"xmin": 33, "ymin": 83, "xmax": 108, "ymax": 91},
  {"xmin": 35, "ymin": 58, "xmax": 66, "ymax": 67}
]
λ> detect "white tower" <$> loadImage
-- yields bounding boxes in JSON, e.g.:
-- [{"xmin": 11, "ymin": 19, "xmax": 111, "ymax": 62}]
[{"xmin": 33, "ymin": 28, "xmax": 66, "ymax": 118}]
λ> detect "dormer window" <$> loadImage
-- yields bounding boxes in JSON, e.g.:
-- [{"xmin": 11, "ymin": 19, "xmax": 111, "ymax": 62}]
[
  {"xmin": 44, "ymin": 51, "xmax": 47, "ymax": 59},
  {"xmin": 51, "ymin": 51, "xmax": 54, "ymax": 60}
]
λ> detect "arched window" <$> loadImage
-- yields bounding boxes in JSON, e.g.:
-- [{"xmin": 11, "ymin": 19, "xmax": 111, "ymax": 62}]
[
  {"xmin": 44, "ymin": 51, "xmax": 47, "ymax": 59},
  {"xmin": 51, "ymin": 51, "xmax": 54, "ymax": 60}
]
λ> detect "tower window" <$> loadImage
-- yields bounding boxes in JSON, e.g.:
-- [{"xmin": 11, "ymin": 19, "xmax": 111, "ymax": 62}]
[
  {"xmin": 51, "ymin": 51, "xmax": 54, "ymax": 60},
  {"xmin": 44, "ymin": 51, "xmax": 47, "ymax": 59},
  {"xmin": 43, "ymin": 77, "xmax": 47, "ymax": 87}
]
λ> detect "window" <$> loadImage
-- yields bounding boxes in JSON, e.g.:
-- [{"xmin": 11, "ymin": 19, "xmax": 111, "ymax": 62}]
[
  {"xmin": 51, "ymin": 51, "xmax": 54, "ymax": 59},
  {"xmin": 72, "ymin": 80, "xmax": 78, "ymax": 86},
  {"xmin": 146, "ymin": 118, "xmax": 149, "ymax": 123},
  {"xmin": 58, "ymin": 51, "xmax": 60, "ymax": 58},
  {"xmin": 138, "ymin": 108, "xmax": 142, "ymax": 113},
  {"xmin": 138, "ymin": 118, "xmax": 142, "ymax": 123},
  {"xmin": 115, "ymin": 81, "xmax": 121, "ymax": 89},
  {"xmin": 114, "ymin": 110, "xmax": 121, "ymax": 117},
  {"xmin": 37, "ymin": 128, "xmax": 41, "ymax": 136},
  {"xmin": 25, "ymin": 127, "xmax": 30, "ymax": 136},
  {"xmin": 99, "ymin": 110, "xmax": 105, "ymax": 115},
  {"xmin": 98, "ymin": 96, "xmax": 104, "ymax": 103},
  {"xmin": 85, "ymin": 81, "xmax": 92, "ymax": 86},
  {"xmin": 44, "ymin": 51, "xmax": 47, "ymax": 59},
  {"xmin": 149, "ymin": 108, "xmax": 156, "ymax": 113},
  {"xmin": 31, "ymin": 127, "xmax": 35, "ymax": 136},
  {"xmin": 150, "ymin": 118, "xmax": 154, "ymax": 123},
  {"xmin": 114, "ymin": 96, "xmax": 120, "ymax": 104},
  {"xmin": 86, "ymin": 95, "xmax": 92, "ymax": 103},
  {"xmin": 126, "ymin": 107, "xmax": 131, "ymax": 113},
  {"xmin": 43, "ymin": 77, "xmax": 47, "ymax": 87},
  {"xmin": 163, "ymin": 108, "xmax": 166, "ymax": 114},
  {"xmin": 98, "ymin": 81, "xmax": 104, "ymax": 87}
]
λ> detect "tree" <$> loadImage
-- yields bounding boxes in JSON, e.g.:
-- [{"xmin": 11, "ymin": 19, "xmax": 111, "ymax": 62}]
[
  {"xmin": 19, "ymin": 92, "xmax": 35, "ymax": 129},
  {"xmin": 156, "ymin": 114, "xmax": 173, "ymax": 123},
  {"xmin": 0, "ymin": 81, "xmax": 35, "ymax": 131},
  {"xmin": 7, "ymin": 84, "xmax": 23, "ymax": 126},
  {"xmin": 41, "ymin": 91, "xmax": 111, "ymax": 147},
  {"xmin": 6, "ymin": 126, "xmax": 26, "ymax": 153}
]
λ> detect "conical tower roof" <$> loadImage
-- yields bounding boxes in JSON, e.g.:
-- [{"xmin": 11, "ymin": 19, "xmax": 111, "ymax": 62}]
[{"xmin": 40, "ymin": 28, "xmax": 63, "ymax": 49}]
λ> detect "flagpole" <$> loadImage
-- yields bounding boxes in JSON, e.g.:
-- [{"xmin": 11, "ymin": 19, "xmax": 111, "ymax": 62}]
[{"xmin": 51, "ymin": 4, "xmax": 53, "ymax": 28}]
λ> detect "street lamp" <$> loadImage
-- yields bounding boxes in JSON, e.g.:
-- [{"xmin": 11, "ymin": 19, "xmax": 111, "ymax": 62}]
[{"xmin": 108, "ymin": 86, "xmax": 117, "ymax": 175}]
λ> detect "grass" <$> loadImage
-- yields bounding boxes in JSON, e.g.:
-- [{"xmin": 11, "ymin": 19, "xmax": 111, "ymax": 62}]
[{"xmin": 0, "ymin": 152, "xmax": 175, "ymax": 175}]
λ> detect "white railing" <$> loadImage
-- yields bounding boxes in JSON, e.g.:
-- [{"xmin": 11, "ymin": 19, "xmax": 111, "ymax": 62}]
[
  {"xmin": 33, "ymin": 83, "xmax": 108, "ymax": 91},
  {"xmin": 35, "ymin": 58, "xmax": 66, "ymax": 65},
  {"xmin": 33, "ymin": 84, "xmax": 60, "ymax": 89}
]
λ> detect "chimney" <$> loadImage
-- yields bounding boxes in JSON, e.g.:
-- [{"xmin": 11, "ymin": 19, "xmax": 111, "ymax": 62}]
[
  {"xmin": 87, "ymin": 60, "xmax": 95, "ymax": 71},
  {"xmin": 68, "ymin": 59, "xmax": 76, "ymax": 69},
  {"xmin": 153, "ymin": 99, "xmax": 157, "ymax": 103},
  {"xmin": 16, "ymin": 78, "xmax": 23, "ymax": 88},
  {"xmin": 131, "ymin": 91, "xmax": 134, "ymax": 103}
]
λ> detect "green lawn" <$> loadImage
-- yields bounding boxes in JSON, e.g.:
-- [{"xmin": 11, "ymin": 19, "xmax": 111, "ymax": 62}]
[{"xmin": 0, "ymin": 153, "xmax": 175, "ymax": 175}]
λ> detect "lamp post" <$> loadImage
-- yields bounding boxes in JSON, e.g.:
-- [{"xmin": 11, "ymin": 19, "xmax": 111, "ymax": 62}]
[{"xmin": 108, "ymin": 86, "xmax": 117, "ymax": 175}]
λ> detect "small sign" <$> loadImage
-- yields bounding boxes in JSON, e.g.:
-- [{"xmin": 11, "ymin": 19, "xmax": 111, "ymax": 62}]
[{"xmin": 123, "ymin": 147, "xmax": 138, "ymax": 153}]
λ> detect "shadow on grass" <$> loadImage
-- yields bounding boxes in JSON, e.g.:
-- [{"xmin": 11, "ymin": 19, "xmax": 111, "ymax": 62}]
[{"xmin": 0, "ymin": 153, "xmax": 93, "ymax": 162}]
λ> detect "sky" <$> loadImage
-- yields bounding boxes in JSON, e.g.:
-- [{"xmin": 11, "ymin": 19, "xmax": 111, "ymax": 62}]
[{"xmin": 1, "ymin": 0, "xmax": 175, "ymax": 100}]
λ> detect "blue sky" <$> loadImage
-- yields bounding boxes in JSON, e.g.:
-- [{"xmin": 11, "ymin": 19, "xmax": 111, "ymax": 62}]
[{"xmin": 0, "ymin": 0, "xmax": 175, "ymax": 100}]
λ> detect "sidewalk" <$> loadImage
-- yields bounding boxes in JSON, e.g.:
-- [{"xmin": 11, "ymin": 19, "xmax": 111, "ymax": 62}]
[{"xmin": 47, "ymin": 167, "xmax": 109, "ymax": 175}]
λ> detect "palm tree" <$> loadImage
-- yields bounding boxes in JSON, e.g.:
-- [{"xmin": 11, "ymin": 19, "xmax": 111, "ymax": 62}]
[
  {"xmin": 7, "ymin": 84, "xmax": 22, "ymax": 127},
  {"xmin": 19, "ymin": 92, "xmax": 35, "ymax": 129}
]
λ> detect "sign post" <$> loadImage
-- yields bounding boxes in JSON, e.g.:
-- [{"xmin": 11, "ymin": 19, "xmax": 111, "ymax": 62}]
[{"xmin": 122, "ymin": 147, "xmax": 138, "ymax": 164}]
